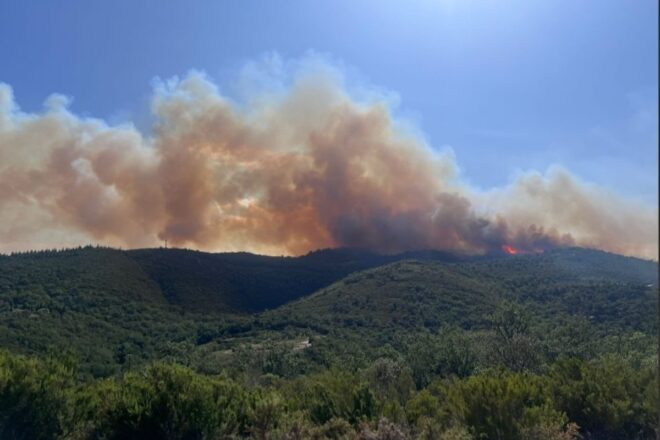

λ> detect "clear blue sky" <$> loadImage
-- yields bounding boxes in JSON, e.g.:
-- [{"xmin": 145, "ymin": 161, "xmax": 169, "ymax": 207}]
[{"xmin": 1, "ymin": 0, "xmax": 657, "ymax": 201}]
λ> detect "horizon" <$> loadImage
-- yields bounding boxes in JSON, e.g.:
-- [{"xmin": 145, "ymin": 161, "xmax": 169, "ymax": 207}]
[
  {"xmin": 3, "ymin": 243, "xmax": 658, "ymax": 264},
  {"xmin": 0, "ymin": 1, "xmax": 657, "ymax": 259}
]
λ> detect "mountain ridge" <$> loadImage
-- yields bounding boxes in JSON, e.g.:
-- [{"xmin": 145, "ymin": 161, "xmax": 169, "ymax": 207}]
[{"xmin": 0, "ymin": 245, "xmax": 656, "ymax": 376}]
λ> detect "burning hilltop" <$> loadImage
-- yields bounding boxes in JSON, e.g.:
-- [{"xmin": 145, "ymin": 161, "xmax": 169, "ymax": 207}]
[{"xmin": 0, "ymin": 58, "xmax": 657, "ymax": 258}]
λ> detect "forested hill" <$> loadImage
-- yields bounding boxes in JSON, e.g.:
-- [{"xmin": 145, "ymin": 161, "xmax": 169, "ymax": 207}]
[
  {"xmin": 127, "ymin": 247, "xmax": 464, "ymax": 312},
  {"xmin": 0, "ymin": 246, "xmax": 464, "ymax": 315},
  {"xmin": 266, "ymin": 248, "xmax": 658, "ymax": 337},
  {"xmin": 0, "ymin": 245, "xmax": 657, "ymax": 438},
  {"xmin": 0, "ymin": 245, "xmax": 655, "ymax": 374},
  {"xmin": 0, "ymin": 246, "xmax": 655, "ymax": 319}
]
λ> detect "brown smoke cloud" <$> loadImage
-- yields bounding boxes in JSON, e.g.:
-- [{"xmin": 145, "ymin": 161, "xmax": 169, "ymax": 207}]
[{"xmin": 0, "ymin": 59, "xmax": 657, "ymax": 258}]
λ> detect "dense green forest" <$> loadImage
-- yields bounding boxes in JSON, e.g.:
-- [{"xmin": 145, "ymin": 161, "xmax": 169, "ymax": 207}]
[{"xmin": 0, "ymin": 246, "xmax": 657, "ymax": 438}]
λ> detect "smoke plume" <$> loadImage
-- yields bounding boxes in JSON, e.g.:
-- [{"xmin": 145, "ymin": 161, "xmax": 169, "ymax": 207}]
[{"xmin": 0, "ymin": 59, "xmax": 657, "ymax": 258}]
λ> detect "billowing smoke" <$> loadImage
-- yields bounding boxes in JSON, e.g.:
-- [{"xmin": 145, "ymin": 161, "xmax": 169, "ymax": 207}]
[{"xmin": 0, "ymin": 58, "xmax": 657, "ymax": 259}]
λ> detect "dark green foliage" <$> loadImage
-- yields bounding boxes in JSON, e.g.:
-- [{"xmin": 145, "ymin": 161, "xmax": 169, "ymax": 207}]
[
  {"xmin": 487, "ymin": 302, "xmax": 541, "ymax": 372},
  {"xmin": 128, "ymin": 247, "xmax": 414, "ymax": 312},
  {"xmin": 0, "ymin": 247, "xmax": 249, "ymax": 376},
  {"xmin": 0, "ymin": 351, "xmax": 74, "ymax": 440},
  {"xmin": 436, "ymin": 356, "xmax": 657, "ymax": 439},
  {"xmin": 282, "ymin": 370, "xmax": 378, "ymax": 425},
  {"xmin": 0, "ymin": 246, "xmax": 657, "ymax": 438},
  {"xmin": 400, "ymin": 328, "xmax": 478, "ymax": 389},
  {"xmin": 441, "ymin": 370, "xmax": 553, "ymax": 440},
  {"xmin": 548, "ymin": 356, "xmax": 657, "ymax": 439},
  {"xmin": 0, "ymin": 350, "xmax": 656, "ymax": 439},
  {"xmin": 87, "ymin": 364, "xmax": 253, "ymax": 439}
]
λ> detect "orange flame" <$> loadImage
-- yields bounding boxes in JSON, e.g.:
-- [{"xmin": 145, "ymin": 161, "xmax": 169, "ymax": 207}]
[
  {"xmin": 502, "ymin": 244, "xmax": 519, "ymax": 255},
  {"xmin": 501, "ymin": 244, "xmax": 547, "ymax": 255}
]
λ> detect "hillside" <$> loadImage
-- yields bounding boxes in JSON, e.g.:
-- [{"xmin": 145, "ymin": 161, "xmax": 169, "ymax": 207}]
[
  {"xmin": 127, "ymin": 247, "xmax": 461, "ymax": 312},
  {"xmin": 0, "ymin": 246, "xmax": 463, "ymax": 375},
  {"xmin": 0, "ymin": 246, "xmax": 658, "ymax": 439},
  {"xmin": 270, "ymin": 260, "xmax": 502, "ymax": 330},
  {"xmin": 0, "ymin": 246, "xmax": 461, "ymax": 316},
  {"xmin": 0, "ymin": 248, "xmax": 216, "ymax": 376},
  {"xmin": 0, "ymin": 245, "xmax": 656, "ymax": 378},
  {"xmin": 0, "ymin": 247, "xmax": 164, "ymax": 305},
  {"xmin": 184, "ymin": 247, "xmax": 658, "ymax": 378},
  {"xmin": 263, "ymin": 247, "xmax": 657, "ymax": 332}
]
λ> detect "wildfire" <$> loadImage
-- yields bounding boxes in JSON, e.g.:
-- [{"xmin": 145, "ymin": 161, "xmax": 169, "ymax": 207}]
[
  {"xmin": 501, "ymin": 244, "xmax": 547, "ymax": 255},
  {"xmin": 502, "ymin": 244, "xmax": 519, "ymax": 255}
]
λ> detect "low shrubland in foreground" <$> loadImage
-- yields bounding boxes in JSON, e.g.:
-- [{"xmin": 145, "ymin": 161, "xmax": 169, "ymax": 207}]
[{"xmin": 1, "ymin": 349, "xmax": 656, "ymax": 439}]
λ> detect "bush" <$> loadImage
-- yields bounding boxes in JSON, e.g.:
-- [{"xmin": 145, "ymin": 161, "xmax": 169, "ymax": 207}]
[
  {"xmin": 0, "ymin": 351, "xmax": 75, "ymax": 440},
  {"xmin": 88, "ymin": 363, "xmax": 252, "ymax": 439}
]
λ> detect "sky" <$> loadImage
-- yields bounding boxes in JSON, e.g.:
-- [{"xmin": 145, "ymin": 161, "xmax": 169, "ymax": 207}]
[
  {"xmin": 0, "ymin": 1, "xmax": 657, "ymax": 257},
  {"xmin": 1, "ymin": 0, "xmax": 657, "ymax": 201}
]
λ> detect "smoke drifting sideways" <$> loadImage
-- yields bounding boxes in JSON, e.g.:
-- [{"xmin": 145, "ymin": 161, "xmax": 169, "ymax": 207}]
[{"xmin": 0, "ymin": 59, "xmax": 657, "ymax": 259}]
